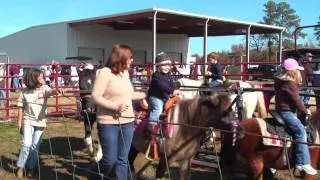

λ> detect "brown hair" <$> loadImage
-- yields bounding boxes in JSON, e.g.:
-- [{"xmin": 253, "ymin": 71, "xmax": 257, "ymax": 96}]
[
  {"xmin": 24, "ymin": 68, "xmax": 42, "ymax": 89},
  {"xmin": 207, "ymin": 52, "xmax": 219, "ymax": 60},
  {"xmin": 105, "ymin": 44, "xmax": 132, "ymax": 74}
]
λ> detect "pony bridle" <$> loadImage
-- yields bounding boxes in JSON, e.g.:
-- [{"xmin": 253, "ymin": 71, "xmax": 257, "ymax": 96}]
[{"xmin": 81, "ymin": 94, "xmax": 96, "ymax": 113}]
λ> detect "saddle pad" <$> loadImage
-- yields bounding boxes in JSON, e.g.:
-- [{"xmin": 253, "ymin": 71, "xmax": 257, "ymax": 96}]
[
  {"xmin": 265, "ymin": 117, "xmax": 292, "ymax": 139},
  {"xmin": 256, "ymin": 118, "xmax": 292, "ymax": 147}
]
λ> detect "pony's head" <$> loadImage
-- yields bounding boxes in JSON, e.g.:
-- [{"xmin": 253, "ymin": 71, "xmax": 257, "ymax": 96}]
[
  {"xmin": 78, "ymin": 66, "xmax": 96, "ymax": 112},
  {"xmin": 78, "ymin": 67, "xmax": 96, "ymax": 92},
  {"xmin": 179, "ymin": 93, "xmax": 234, "ymax": 129},
  {"xmin": 198, "ymin": 94, "xmax": 234, "ymax": 127}
]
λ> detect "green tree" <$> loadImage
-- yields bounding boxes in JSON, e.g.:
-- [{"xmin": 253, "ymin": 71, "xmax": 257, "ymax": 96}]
[
  {"xmin": 261, "ymin": 1, "xmax": 304, "ymax": 60},
  {"xmin": 315, "ymin": 16, "xmax": 320, "ymax": 46}
]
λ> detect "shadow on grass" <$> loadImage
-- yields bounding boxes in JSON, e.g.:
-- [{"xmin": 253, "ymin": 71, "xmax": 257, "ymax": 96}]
[{"xmin": 1, "ymin": 136, "xmax": 102, "ymax": 180}]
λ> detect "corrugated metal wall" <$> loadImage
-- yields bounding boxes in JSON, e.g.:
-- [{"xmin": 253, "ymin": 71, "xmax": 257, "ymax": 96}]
[
  {"xmin": 0, "ymin": 23, "xmax": 189, "ymax": 64},
  {"xmin": 0, "ymin": 23, "xmax": 68, "ymax": 63},
  {"xmin": 67, "ymin": 25, "xmax": 189, "ymax": 65}
]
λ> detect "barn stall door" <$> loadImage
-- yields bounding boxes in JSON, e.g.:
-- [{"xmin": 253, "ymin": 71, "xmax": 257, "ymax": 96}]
[
  {"xmin": 132, "ymin": 50, "xmax": 146, "ymax": 65},
  {"xmin": 78, "ymin": 47, "xmax": 104, "ymax": 65}
]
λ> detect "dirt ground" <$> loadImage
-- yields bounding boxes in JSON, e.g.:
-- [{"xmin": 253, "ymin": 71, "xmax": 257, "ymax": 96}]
[
  {"xmin": 0, "ymin": 119, "xmax": 222, "ymax": 180},
  {"xmin": 1, "ymin": 119, "xmax": 320, "ymax": 180},
  {"xmin": 0, "ymin": 91, "xmax": 320, "ymax": 179}
]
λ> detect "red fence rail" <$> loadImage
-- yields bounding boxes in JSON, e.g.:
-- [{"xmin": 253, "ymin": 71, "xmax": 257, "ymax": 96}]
[{"xmin": 0, "ymin": 61, "xmax": 281, "ymax": 121}]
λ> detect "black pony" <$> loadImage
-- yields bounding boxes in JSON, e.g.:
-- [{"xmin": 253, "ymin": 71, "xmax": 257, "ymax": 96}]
[{"xmin": 77, "ymin": 66, "xmax": 99, "ymax": 156}]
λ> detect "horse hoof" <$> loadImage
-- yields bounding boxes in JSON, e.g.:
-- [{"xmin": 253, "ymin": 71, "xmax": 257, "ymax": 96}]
[
  {"xmin": 84, "ymin": 136, "xmax": 93, "ymax": 147},
  {"xmin": 94, "ymin": 147, "xmax": 103, "ymax": 162},
  {"xmin": 88, "ymin": 147, "xmax": 94, "ymax": 156}
]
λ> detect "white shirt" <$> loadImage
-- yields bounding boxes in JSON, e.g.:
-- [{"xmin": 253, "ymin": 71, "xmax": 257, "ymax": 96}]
[
  {"xmin": 70, "ymin": 66, "xmax": 79, "ymax": 81},
  {"xmin": 18, "ymin": 68, "xmax": 23, "ymax": 79},
  {"xmin": 17, "ymin": 85, "xmax": 52, "ymax": 127},
  {"xmin": 45, "ymin": 69, "xmax": 51, "ymax": 81}
]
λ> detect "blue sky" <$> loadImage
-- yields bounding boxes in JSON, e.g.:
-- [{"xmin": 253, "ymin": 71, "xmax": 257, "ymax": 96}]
[{"xmin": 1, "ymin": 0, "xmax": 319, "ymax": 54}]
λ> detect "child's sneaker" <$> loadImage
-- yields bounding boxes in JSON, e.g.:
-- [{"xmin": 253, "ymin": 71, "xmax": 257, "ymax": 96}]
[{"xmin": 296, "ymin": 164, "xmax": 317, "ymax": 175}]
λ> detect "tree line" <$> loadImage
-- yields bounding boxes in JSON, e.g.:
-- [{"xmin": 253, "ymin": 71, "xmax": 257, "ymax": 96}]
[{"xmin": 201, "ymin": 1, "xmax": 320, "ymax": 63}]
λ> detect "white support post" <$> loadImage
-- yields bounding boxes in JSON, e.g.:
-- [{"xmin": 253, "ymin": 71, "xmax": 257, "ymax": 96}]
[
  {"xmin": 152, "ymin": 11, "xmax": 158, "ymax": 72},
  {"xmin": 278, "ymin": 31, "xmax": 283, "ymax": 64},
  {"xmin": 203, "ymin": 19, "xmax": 209, "ymax": 76},
  {"xmin": 245, "ymin": 25, "xmax": 251, "ymax": 81}
]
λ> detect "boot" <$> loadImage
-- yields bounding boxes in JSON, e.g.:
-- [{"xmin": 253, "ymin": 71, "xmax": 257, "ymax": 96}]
[
  {"xmin": 17, "ymin": 167, "xmax": 23, "ymax": 178},
  {"xmin": 26, "ymin": 167, "xmax": 38, "ymax": 178},
  {"xmin": 147, "ymin": 124, "xmax": 158, "ymax": 135}
]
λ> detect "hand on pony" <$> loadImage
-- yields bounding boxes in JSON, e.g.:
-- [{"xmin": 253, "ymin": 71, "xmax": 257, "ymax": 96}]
[{"xmin": 172, "ymin": 89, "xmax": 180, "ymax": 96}]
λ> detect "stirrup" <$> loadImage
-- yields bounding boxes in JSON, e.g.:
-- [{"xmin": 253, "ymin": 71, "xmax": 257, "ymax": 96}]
[{"xmin": 145, "ymin": 136, "xmax": 159, "ymax": 161}]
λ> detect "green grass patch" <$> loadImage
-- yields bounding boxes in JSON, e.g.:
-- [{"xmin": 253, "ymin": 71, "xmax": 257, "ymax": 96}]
[{"xmin": 0, "ymin": 125, "xmax": 21, "ymax": 157}]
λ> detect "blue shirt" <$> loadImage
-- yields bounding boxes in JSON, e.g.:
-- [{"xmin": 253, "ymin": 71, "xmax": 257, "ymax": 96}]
[
  {"xmin": 209, "ymin": 62, "xmax": 223, "ymax": 81},
  {"xmin": 148, "ymin": 71, "xmax": 176, "ymax": 101}
]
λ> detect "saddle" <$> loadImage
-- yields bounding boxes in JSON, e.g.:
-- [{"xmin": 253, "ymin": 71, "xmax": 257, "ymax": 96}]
[
  {"xmin": 265, "ymin": 110, "xmax": 317, "ymax": 145},
  {"xmin": 133, "ymin": 97, "xmax": 180, "ymax": 161},
  {"xmin": 134, "ymin": 96, "xmax": 180, "ymax": 139}
]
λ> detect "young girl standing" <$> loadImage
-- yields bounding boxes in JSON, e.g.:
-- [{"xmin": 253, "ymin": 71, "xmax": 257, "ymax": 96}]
[
  {"xmin": 275, "ymin": 58, "xmax": 317, "ymax": 175},
  {"xmin": 16, "ymin": 68, "xmax": 61, "ymax": 178}
]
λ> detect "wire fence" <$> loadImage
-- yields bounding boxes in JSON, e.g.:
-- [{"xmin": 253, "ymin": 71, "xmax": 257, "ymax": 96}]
[{"xmin": 1, "ymin": 88, "xmax": 320, "ymax": 179}]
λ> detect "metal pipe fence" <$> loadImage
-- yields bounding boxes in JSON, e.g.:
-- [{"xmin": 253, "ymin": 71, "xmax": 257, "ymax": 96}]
[{"xmin": 1, "ymin": 61, "xmax": 319, "ymax": 122}]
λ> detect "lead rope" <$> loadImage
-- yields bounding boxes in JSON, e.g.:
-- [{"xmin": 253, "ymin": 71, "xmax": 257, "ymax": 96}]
[
  {"xmin": 47, "ymin": 135, "xmax": 58, "ymax": 180},
  {"xmin": 115, "ymin": 113, "xmax": 134, "ymax": 180},
  {"xmin": 59, "ymin": 106, "xmax": 76, "ymax": 180},
  {"xmin": 83, "ymin": 111, "xmax": 101, "ymax": 175},
  {"xmin": 210, "ymin": 127, "xmax": 223, "ymax": 180},
  {"xmin": 60, "ymin": 92, "xmax": 115, "ymax": 179},
  {"xmin": 283, "ymin": 139, "xmax": 294, "ymax": 180},
  {"xmin": 159, "ymin": 123, "xmax": 172, "ymax": 180}
]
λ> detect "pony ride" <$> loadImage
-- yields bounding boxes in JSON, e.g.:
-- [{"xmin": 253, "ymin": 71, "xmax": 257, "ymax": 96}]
[
  {"xmin": 221, "ymin": 111, "xmax": 320, "ymax": 180},
  {"xmin": 177, "ymin": 78, "xmax": 267, "ymax": 119},
  {"xmin": 129, "ymin": 94, "xmax": 234, "ymax": 180}
]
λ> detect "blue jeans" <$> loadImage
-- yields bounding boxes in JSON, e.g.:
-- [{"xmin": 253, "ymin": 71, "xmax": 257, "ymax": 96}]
[
  {"xmin": 210, "ymin": 80, "xmax": 223, "ymax": 88},
  {"xmin": 278, "ymin": 111, "xmax": 310, "ymax": 165},
  {"xmin": 148, "ymin": 96, "xmax": 164, "ymax": 124},
  {"xmin": 98, "ymin": 122, "xmax": 134, "ymax": 180},
  {"xmin": 16, "ymin": 124, "xmax": 44, "ymax": 169},
  {"xmin": 300, "ymin": 88, "xmax": 312, "ymax": 108},
  {"xmin": 12, "ymin": 77, "xmax": 20, "ymax": 89},
  {"xmin": 0, "ymin": 89, "xmax": 6, "ymax": 106}
]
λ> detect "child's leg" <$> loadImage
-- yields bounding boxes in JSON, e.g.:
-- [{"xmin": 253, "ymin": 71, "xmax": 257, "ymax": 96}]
[
  {"xmin": 16, "ymin": 124, "xmax": 34, "ymax": 168},
  {"xmin": 25, "ymin": 126, "xmax": 44, "ymax": 170},
  {"xmin": 210, "ymin": 80, "xmax": 223, "ymax": 88},
  {"xmin": 148, "ymin": 97, "xmax": 164, "ymax": 124}
]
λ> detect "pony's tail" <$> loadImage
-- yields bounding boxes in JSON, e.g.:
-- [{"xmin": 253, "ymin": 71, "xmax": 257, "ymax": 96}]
[{"xmin": 256, "ymin": 91, "xmax": 267, "ymax": 119}]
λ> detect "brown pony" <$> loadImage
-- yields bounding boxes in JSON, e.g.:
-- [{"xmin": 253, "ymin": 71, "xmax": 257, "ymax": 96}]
[
  {"xmin": 129, "ymin": 94, "xmax": 234, "ymax": 180},
  {"xmin": 221, "ymin": 112, "xmax": 320, "ymax": 180}
]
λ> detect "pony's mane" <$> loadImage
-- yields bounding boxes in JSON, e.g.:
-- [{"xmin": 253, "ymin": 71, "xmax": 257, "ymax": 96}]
[
  {"xmin": 177, "ymin": 94, "xmax": 232, "ymax": 127},
  {"xmin": 311, "ymin": 112, "xmax": 320, "ymax": 129},
  {"xmin": 178, "ymin": 97, "xmax": 200, "ymax": 125}
]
